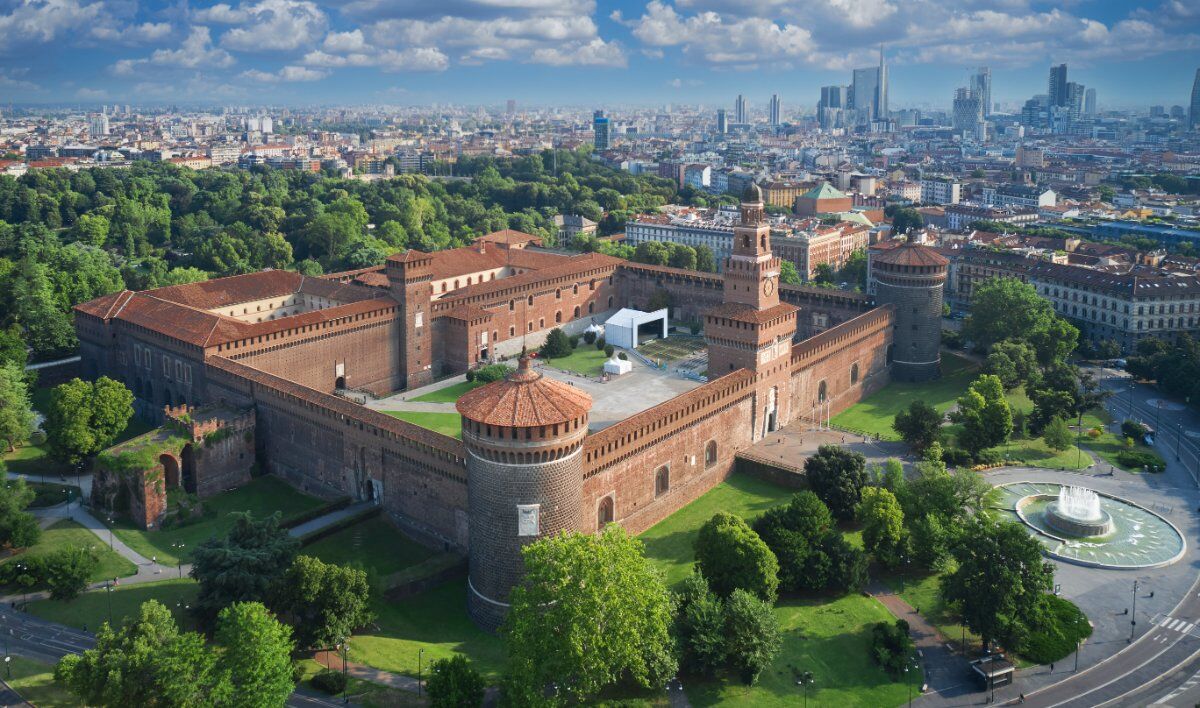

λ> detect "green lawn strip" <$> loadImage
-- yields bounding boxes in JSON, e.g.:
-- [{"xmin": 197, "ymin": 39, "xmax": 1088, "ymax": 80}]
[
  {"xmin": 685, "ymin": 593, "xmax": 919, "ymax": 708},
  {"xmin": 410, "ymin": 380, "xmax": 483, "ymax": 403},
  {"xmin": 640, "ymin": 473, "xmax": 798, "ymax": 588},
  {"xmin": 304, "ymin": 516, "xmax": 436, "ymax": 588},
  {"xmin": 1079, "ymin": 409, "xmax": 1165, "ymax": 472},
  {"xmin": 6, "ymin": 655, "xmax": 79, "ymax": 708},
  {"xmin": 349, "ymin": 578, "xmax": 507, "ymax": 681},
  {"xmin": 942, "ymin": 422, "xmax": 1090, "ymax": 470},
  {"xmin": 382, "ymin": 411, "xmax": 462, "ymax": 439},
  {"xmin": 296, "ymin": 658, "xmax": 423, "ymax": 707},
  {"xmin": 107, "ymin": 475, "xmax": 326, "ymax": 565},
  {"xmin": 832, "ymin": 353, "xmax": 981, "ymax": 440},
  {"xmin": 1, "ymin": 519, "xmax": 137, "ymax": 584},
  {"xmin": 28, "ymin": 577, "xmax": 199, "ymax": 632},
  {"xmin": 21, "ymin": 481, "xmax": 82, "ymax": 508},
  {"xmin": 539, "ymin": 346, "xmax": 609, "ymax": 376}
]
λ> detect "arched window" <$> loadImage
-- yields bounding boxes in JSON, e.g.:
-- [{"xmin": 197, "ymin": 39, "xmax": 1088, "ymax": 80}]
[
  {"xmin": 850, "ymin": 362, "xmax": 860, "ymax": 385},
  {"xmin": 573, "ymin": 306, "xmax": 580, "ymax": 318},
  {"xmin": 528, "ymin": 295, "xmax": 534, "ymax": 306},
  {"xmin": 817, "ymin": 380, "xmax": 827, "ymax": 403},
  {"xmin": 509, "ymin": 299, "xmax": 515, "ymax": 311},
  {"xmin": 607, "ymin": 296, "xmax": 613, "ymax": 308},
  {"xmin": 760, "ymin": 235, "xmax": 766, "ymax": 249},
  {"xmin": 454, "ymin": 279, "xmax": 460, "ymax": 289},
  {"xmin": 588, "ymin": 303, "xmax": 594, "ymax": 314},
  {"xmin": 555, "ymin": 288, "xmax": 562, "ymax": 300},
  {"xmin": 598, "ymin": 496, "xmax": 614, "ymax": 528},
  {"xmin": 705, "ymin": 440, "xmax": 718, "ymax": 467},
  {"xmin": 655, "ymin": 466, "xmax": 670, "ymax": 497},
  {"xmin": 573, "ymin": 284, "xmax": 579, "ymax": 295},
  {"xmin": 555, "ymin": 311, "xmax": 562, "ymax": 324}
]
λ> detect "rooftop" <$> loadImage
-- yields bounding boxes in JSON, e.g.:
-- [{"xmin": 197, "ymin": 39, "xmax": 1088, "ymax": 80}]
[{"xmin": 456, "ymin": 356, "xmax": 592, "ymax": 428}]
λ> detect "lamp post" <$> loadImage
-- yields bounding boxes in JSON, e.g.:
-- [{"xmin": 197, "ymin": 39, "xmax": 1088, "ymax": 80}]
[
  {"xmin": 1074, "ymin": 637, "xmax": 1083, "ymax": 672},
  {"xmin": 418, "ymin": 647, "xmax": 425, "ymax": 697},
  {"xmin": 796, "ymin": 670, "xmax": 813, "ymax": 708},
  {"xmin": 106, "ymin": 517, "xmax": 114, "ymax": 551},
  {"xmin": 340, "ymin": 639, "xmax": 349, "ymax": 705},
  {"xmin": 171, "ymin": 543, "xmax": 185, "ymax": 578},
  {"xmin": 1130, "ymin": 579, "xmax": 1140, "ymax": 643},
  {"xmin": 106, "ymin": 583, "xmax": 113, "ymax": 625}
]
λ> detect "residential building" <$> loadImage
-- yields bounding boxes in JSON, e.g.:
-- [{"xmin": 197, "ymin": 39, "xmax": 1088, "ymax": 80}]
[
  {"xmin": 920, "ymin": 177, "xmax": 961, "ymax": 205},
  {"xmin": 983, "ymin": 184, "xmax": 1057, "ymax": 209},
  {"xmin": 761, "ymin": 180, "xmax": 812, "ymax": 209},
  {"xmin": 944, "ymin": 204, "xmax": 1039, "ymax": 231},
  {"xmin": 554, "ymin": 214, "xmax": 597, "ymax": 244},
  {"xmin": 88, "ymin": 113, "xmax": 109, "ymax": 137},
  {"xmin": 1049, "ymin": 64, "xmax": 1069, "ymax": 107},
  {"xmin": 1084, "ymin": 87, "xmax": 1097, "ymax": 116},
  {"xmin": 592, "ymin": 110, "xmax": 610, "ymax": 151},
  {"xmin": 1191, "ymin": 68, "xmax": 1200, "ymax": 129},
  {"xmin": 795, "ymin": 183, "xmax": 853, "ymax": 216}
]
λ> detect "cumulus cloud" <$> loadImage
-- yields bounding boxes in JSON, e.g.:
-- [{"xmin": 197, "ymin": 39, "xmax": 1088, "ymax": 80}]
[
  {"xmin": 0, "ymin": 0, "xmax": 104, "ymax": 51},
  {"xmin": 0, "ymin": 69, "xmax": 39, "ymax": 91},
  {"xmin": 75, "ymin": 87, "xmax": 108, "ymax": 99},
  {"xmin": 90, "ymin": 21, "xmax": 174, "ymax": 44},
  {"xmin": 241, "ymin": 65, "xmax": 328, "ymax": 82},
  {"xmin": 200, "ymin": 0, "xmax": 328, "ymax": 52},
  {"xmin": 115, "ymin": 26, "xmax": 236, "ymax": 72},
  {"xmin": 627, "ymin": 1, "xmax": 813, "ymax": 67},
  {"xmin": 302, "ymin": 45, "xmax": 450, "ymax": 71},
  {"xmin": 530, "ymin": 38, "xmax": 626, "ymax": 66}
]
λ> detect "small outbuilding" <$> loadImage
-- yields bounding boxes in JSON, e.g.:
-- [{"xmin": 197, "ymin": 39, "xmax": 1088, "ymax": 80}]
[
  {"xmin": 603, "ymin": 308, "xmax": 668, "ymax": 350},
  {"xmin": 603, "ymin": 353, "xmax": 632, "ymax": 376}
]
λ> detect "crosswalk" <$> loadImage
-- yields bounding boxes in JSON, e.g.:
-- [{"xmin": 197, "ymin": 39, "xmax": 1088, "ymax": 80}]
[{"xmin": 1150, "ymin": 615, "xmax": 1200, "ymax": 644}]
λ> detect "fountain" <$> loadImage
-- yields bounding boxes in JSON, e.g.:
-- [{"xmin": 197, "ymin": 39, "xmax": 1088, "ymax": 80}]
[{"xmin": 1044, "ymin": 486, "xmax": 1115, "ymax": 537}]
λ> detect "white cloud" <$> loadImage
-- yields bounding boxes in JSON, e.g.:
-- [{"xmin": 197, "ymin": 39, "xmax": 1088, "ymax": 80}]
[
  {"xmin": 302, "ymin": 46, "xmax": 449, "ymax": 71},
  {"xmin": 241, "ymin": 64, "xmax": 328, "ymax": 82},
  {"xmin": 148, "ymin": 26, "xmax": 235, "ymax": 68},
  {"xmin": 530, "ymin": 38, "xmax": 625, "ymax": 66},
  {"xmin": 0, "ymin": 69, "xmax": 38, "ymax": 91},
  {"xmin": 75, "ymin": 87, "xmax": 108, "ymax": 99},
  {"xmin": 203, "ymin": 0, "xmax": 328, "ymax": 52},
  {"xmin": 90, "ymin": 21, "xmax": 173, "ymax": 44},
  {"xmin": 322, "ymin": 29, "xmax": 368, "ymax": 53},
  {"xmin": 0, "ymin": 0, "xmax": 104, "ymax": 50},
  {"xmin": 628, "ymin": 1, "xmax": 813, "ymax": 67}
]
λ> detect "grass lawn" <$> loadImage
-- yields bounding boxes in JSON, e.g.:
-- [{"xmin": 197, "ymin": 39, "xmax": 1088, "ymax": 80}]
[
  {"xmin": 22, "ymin": 481, "xmax": 82, "ymax": 508},
  {"xmin": 686, "ymin": 593, "xmax": 920, "ymax": 708},
  {"xmin": 350, "ymin": 578, "xmax": 507, "ymax": 681},
  {"xmin": 382, "ymin": 411, "xmax": 462, "ymax": 439},
  {"xmin": 1, "ymin": 519, "xmax": 137, "ymax": 584},
  {"xmin": 540, "ymin": 346, "xmax": 609, "ymax": 376},
  {"xmin": 410, "ymin": 380, "xmax": 482, "ymax": 403},
  {"xmin": 1080, "ymin": 408, "xmax": 1165, "ymax": 472},
  {"xmin": 28, "ymin": 577, "xmax": 199, "ymax": 632},
  {"xmin": 883, "ymin": 572, "xmax": 979, "ymax": 654},
  {"xmin": 296, "ymin": 658, "xmax": 423, "ymax": 707},
  {"xmin": 832, "ymin": 353, "xmax": 980, "ymax": 440},
  {"xmin": 304, "ymin": 516, "xmax": 436, "ymax": 585},
  {"xmin": 640, "ymin": 473, "xmax": 797, "ymax": 588},
  {"xmin": 7, "ymin": 655, "xmax": 79, "ymax": 708},
  {"xmin": 106, "ymin": 475, "xmax": 325, "ymax": 565}
]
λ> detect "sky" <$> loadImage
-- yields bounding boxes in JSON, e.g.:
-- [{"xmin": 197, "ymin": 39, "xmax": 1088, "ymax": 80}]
[{"xmin": 0, "ymin": 0, "xmax": 1197, "ymax": 109}]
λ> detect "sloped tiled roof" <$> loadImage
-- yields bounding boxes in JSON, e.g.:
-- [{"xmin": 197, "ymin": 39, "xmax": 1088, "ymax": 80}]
[
  {"xmin": 802, "ymin": 182, "xmax": 848, "ymax": 201},
  {"xmin": 456, "ymin": 357, "xmax": 591, "ymax": 428},
  {"xmin": 874, "ymin": 241, "xmax": 949, "ymax": 267}
]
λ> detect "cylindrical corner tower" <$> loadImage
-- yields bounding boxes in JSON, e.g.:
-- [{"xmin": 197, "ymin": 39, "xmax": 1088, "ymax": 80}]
[
  {"xmin": 455, "ymin": 356, "xmax": 592, "ymax": 631},
  {"xmin": 871, "ymin": 241, "xmax": 949, "ymax": 383}
]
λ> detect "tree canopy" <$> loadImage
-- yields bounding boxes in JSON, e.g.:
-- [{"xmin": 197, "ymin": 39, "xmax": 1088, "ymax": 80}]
[
  {"xmin": 190, "ymin": 511, "xmax": 299, "ymax": 628},
  {"xmin": 694, "ymin": 511, "xmax": 779, "ymax": 602},
  {"xmin": 804, "ymin": 445, "xmax": 868, "ymax": 521},
  {"xmin": 43, "ymin": 377, "xmax": 133, "ymax": 464}
]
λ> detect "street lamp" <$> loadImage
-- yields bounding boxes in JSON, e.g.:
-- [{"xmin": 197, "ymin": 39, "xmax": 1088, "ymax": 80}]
[
  {"xmin": 106, "ymin": 583, "xmax": 113, "ymax": 625},
  {"xmin": 106, "ymin": 517, "xmax": 114, "ymax": 551},
  {"xmin": 171, "ymin": 543, "xmax": 185, "ymax": 578},
  {"xmin": 418, "ymin": 647, "xmax": 425, "ymax": 697},
  {"xmin": 342, "ymin": 640, "xmax": 350, "ymax": 704},
  {"xmin": 905, "ymin": 658, "xmax": 921, "ymax": 708},
  {"xmin": 795, "ymin": 670, "xmax": 813, "ymax": 708},
  {"xmin": 1130, "ymin": 579, "xmax": 1140, "ymax": 643}
]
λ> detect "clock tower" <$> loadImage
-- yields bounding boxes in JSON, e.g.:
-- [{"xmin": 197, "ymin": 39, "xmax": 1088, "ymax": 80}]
[{"xmin": 704, "ymin": 184, "xmax": 798, "ymax": 439}]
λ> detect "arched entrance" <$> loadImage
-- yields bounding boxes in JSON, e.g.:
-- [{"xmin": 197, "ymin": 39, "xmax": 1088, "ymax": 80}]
[
  {"xmin": 597, "ymin": 496, "xmax": 614, "ymax": 529},
  {"xmin": 335, "ymin": 375, "xmax": 346, "ymax": 390},
  {"xmin": 160, "ymin": 453, "xmax": 181, "ymax": 489},
  {"xmin": 180, "ymin": 444, "xmax": 197, "ymax": 494}
]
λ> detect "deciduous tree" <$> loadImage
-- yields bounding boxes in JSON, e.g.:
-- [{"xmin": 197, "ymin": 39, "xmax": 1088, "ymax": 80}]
[
  {"xmin": 804, "ymin": 445, "xmax": 868, "ymax": 521},
  {"xmin": 694, "ymin": 511, "xmax": 779, "ymax": 602}
]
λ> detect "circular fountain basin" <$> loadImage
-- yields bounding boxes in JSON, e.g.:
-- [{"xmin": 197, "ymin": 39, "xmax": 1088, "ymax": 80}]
[{"xmin": 1043, "ymin": 498, "xmax": 1115, "ymax": 538}]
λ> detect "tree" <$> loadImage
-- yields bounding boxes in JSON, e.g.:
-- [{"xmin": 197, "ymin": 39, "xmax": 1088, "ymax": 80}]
[
  {"xmin": 871, "ymin": 619, "xmax": 915, "ymax": 677},
  {"xmin": 539, "ymin": 327, "xmax": 573, "ymax": 359},
  {"xmin": 941, "ymin": 518, "xmax": 1054, "ymax": 651},
  {"xmin": 504, "ymin": 526, "xmax": 677, "ymax": 702},
  {"xmin": 723, "ymin": 589, "xmax": 782, "ymax": 686},
  {"xmin": 694, "ymin": 512, "xmax": 779, "ymax": 602},
  {"xmin": 271, "ymin": 555, "xmax": 372, "ymax": 649},
  {"xmin": 1042, "ymin": 416, "xmax": 1073, "ymax": 452},
  {"xmin": 190, "ymin": 512, "xmax": 299, "ymax": 627},
  {"xmin": 695, "ymin": 245, "xmax": 716, "ymax": 273},
  {"xmin": 952, "ymin": 375, "xmax": 1012, "ymax": 456},
  {"xmin": 0, "ymin": 470, "xmax": 40, "ymax": 549},
  {"xmin": 214, "ymin": 602, "xmax": 296, "ymax": 708},
  {"xmin": 779, "ymin": 259, "xmax": 802, "ymax": 285},
  {"xmin": 56, "ymin": 600, "xmax": 227, "ymax": 707},
  {"xmin": 963, "ymin": 277, "xmax": 1077, "ymax": 364},
  {"xmin": 804, "ymin": 445, "xmax": 868, "ymax": 521},
  {"xmin": 426, "ymin": 655, "xmax": 486, "ymax": 708},
  {"xmin": 858, "ymin": 487, "xmax": 906, "ymax": 569},
  {"xmin": 43, "ymin": 377, "xmax": 134, "ymax": 464},
  {"xmin": 985, "ymin": 340, "xmax": 1039, "ymax": 390},
  {"xmin": 675, "ymin": 572, "xmax": 727, "ymax": 677},
  {"xmin": 44, "ymin": 545, "xmax": 99, "ymax": 601},
  {"xmin": 891, "ymin": 208, "xmax": 924, "ymax": 235},
  {"xmin": 892, "ymin": 400, "xmax": 942, "ymax": 451}
]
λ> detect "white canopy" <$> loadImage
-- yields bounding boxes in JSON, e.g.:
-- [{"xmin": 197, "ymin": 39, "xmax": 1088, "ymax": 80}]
[{"xmin": 603, "ymin": 308, "xmax": 668, "ymax": 350}]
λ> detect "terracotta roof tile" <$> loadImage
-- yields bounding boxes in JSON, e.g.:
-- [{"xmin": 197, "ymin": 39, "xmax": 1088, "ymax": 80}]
[
  {"xmin": 707, "ymin": 301, "xmax": 798, "ymax": 324},
  {"xmin": 456, "ymin": 357, "xmax": 591, "ymax": 427},
  {"xmin": 873, "ymin": 241, "xmax": 949, "ymax": 267}
]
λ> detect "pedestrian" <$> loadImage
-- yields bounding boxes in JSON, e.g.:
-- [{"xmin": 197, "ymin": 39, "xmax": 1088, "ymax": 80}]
[{"xmin": 1050, "ymin": 663, "xmax": 1055, "ymax": 673}]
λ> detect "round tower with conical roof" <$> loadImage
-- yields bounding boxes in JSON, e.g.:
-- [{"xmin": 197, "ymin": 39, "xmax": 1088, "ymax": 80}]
[
  {"xmin": 871, "ymin": 241, "xmax": 948, "ymax": 382},
  {"xmin": 455, "ymin": 355, "xmax": 592, "ymax": 630}
]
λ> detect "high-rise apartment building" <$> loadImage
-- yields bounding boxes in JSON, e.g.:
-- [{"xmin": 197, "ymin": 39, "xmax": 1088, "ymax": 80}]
[
  {"xmin": 88, "ymin": 112, "xmax": 109, "ymax": 137},
  {"xmin": 716, "ymin": 108, "xmax": 727, "ymax": 134},
  {"xmin": 769, "ymin": 94, "xmax": 781, "ymax": 126},
  {"xmin": 952, "ymin": 88, "xmax": 982, "ymax": 133},
  {"xmin": 1084, "ymin": 88, "xmax": 1097, "ymax": 116},
  {"xmin": 1066, "ymin": 82, "xmax": 1085, "ymax": 116},
  {"xmin": 1190, "ymin": 68, "xmax": 1200, "ymax": 129},
  {"xmin": 592, "ymin": 110, "xmax": 610, "ymax": 151},
  {"xmin": 1048, "ymin": 64, "xmax": 1069, "ymax": 107},
  {"xmin": 970, "ymin": 67, "xmax": 992, "ymax": 118},
  {"xmin": 734, "ymin": 94, "xmax": 747, "ymax": 124}
]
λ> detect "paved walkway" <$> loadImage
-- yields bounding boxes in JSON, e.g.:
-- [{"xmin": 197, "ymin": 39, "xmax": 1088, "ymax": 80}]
[
  {"xmin": 314, "ymin": 649, "xmax": 422, "ymax": 694},
  {"xmin": 288, "ymin": 501, "xmax": 375, "ymax": 538}
]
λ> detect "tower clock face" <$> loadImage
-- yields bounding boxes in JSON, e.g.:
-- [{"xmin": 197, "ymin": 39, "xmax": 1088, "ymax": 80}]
[{"xmin": 763, "ymin": 277, "xmax": 775, "ymax": 295}]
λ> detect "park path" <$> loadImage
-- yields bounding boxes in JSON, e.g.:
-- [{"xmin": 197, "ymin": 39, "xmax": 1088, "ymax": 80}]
[
  {"xmin": 867, "ymin": 580, "xmax": 977, "ymax": 707},
  {"xmin": 314, "ymin": 649, "xmax": 422, "ymax": 694}
]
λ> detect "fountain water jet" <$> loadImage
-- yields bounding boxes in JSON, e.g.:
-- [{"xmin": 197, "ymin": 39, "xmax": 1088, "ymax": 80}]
[{"xmin": 1045, "ymin": 486, "xmax": 1114, "ymax": 537}]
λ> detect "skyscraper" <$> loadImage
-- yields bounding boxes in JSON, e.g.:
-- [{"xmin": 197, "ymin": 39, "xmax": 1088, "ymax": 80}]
[
  {"xmin": 768, "ymin": 94, "xmax": 781, "ymax": 126},
  {"xmin": 716, "ymin": 108, "xmax": 727, "ymax": 134},
  {"xmin": 1084, "ymin": 88, "xmax": 1097, "ymax": 116},
  {"xmin": 1066, "ymin": 82, "xmax": 1085, "ymax": 117},
  {"xmin": 88, "ymin": 112, "xmax": 109, "ymax": 137},
  {"xmin": 592, "ymin": 110, "xmax": 610, "ymax": 151},
  {"xmin": 851, "ymin": 67, "xmax": 880, "ymax": 122},
  {"xmin": 952, "ymin": 88, "xmax": 982, "ymax": 133},
  {"xmin": 1190, "ymin": 68, "xmax": 1200, "ymax": 130},
  {"xmin": 1048, "ymin": 64, "xmax": 1068, "ymax": 107},
  {"xmin": 820, "ymin": 85, "xmax": 847, "ymax": 109},
  {"xmin": 506, "ymin": 99, "xmax": 516, "ymax": 115},
  {"xmin": 734, "ymin": 94, "xmax": 747, "ymax": 124},
  {"xmin": 970, "ymin": 67, "xmax": 992, "ymax": 118},
  {"xmin": 877, "ymin": 44, "xmax": 888, "ymax": 119}
]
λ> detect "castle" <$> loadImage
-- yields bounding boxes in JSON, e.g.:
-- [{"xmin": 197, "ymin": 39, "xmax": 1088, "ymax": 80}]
[{"xmin": 75, "ymin": 184, "xmax": 947, "ymax": 630}]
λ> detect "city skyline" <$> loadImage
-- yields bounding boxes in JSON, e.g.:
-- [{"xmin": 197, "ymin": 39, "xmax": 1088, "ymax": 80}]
[{"xmin": 0, "ymin": 0, "xmax": 1196, "ymax": 107}]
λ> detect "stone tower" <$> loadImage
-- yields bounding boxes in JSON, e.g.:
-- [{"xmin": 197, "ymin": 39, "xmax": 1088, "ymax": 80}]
[
  {"xmin": 386, "ymin": 250, "xmax": 434, "ymax": 390},
  {"xmin": 455, "ymin": 355, "xmax": 593, "ymax": 631},
  {"xmin": 870, "ymin": 241, "xmax": 948, "ymax": 382},
  {"xmin": 705, "ymin": 183, "xmax": 798, "ymax": 439}
]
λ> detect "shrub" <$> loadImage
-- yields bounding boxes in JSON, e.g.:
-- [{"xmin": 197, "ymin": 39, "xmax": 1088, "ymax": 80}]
[
  {"xmin": 871, "ymin": 619, "xmax": 915, "ymax": 678},
  {"xmin": 689, "ymin": 321, "xmax": 702, "ymax": 335},
  {"xmin": 426, "ymin": 655, "xmax": 486, "ymax": 708},
  {"xmin": 694, "ymin": 512, "xmax": 779, "ymax": 602},
  {"xmin": 1087, "ymin": 427, "xmax": 1102, "ymax": 439},
  {"xmin": 941, "ymin": 447, "xmax": 973, "ymax": 467},
  {"xmin": 310, "ymin": 669, "xmax": 348, "ymax": 695},
  {"xmin": 974, "ymin": 449, "xmax": 1003, "ymax": 466},
  {"xmin": 44, "ymin": 546, "xmax": 99, "ymax": 601},
  {"xmin": 540, "ymin": 328, "xmax": 573, "ymax": 359},
  {"xmin": 1042, "ymin": 416, "xmax": 1074, "ymax": 452},
  {"xmin": 472, "ymin": 364, "xmax": 512, "ymax": 383},
  {"xmin": 604, "ymin": 345, "xmax": 615, "ymax": 358},
  {"xmin": 617, "ymin": 352, "xmax": 627, "ymax": 360},
  {"xmin": 1121, "ymin": 419, "xmax": 1148, "ymax": 440},
  {"xmin": 1116, "ymin": 449, "xmax": 1165, "ymax": 472},
  {"xmin": 583, "ymin": 330, "xmax": 597, "ymax": 345},
  {"xmin": 464, "ymin": 369, "xmax": 476, "ymax": 382},
  {"xmin": 568, "ymin": 334, "xmax": 580, "ymax": 349},
  {"xmin": 595, "ymin": 336, "xmax": 606, "ymax": 351},
  {"xmin": 1019, "ymin": 596, "xmax": 1093, "ymax": 664}
]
